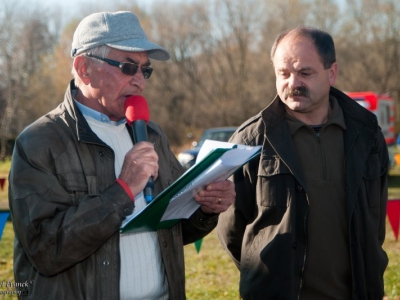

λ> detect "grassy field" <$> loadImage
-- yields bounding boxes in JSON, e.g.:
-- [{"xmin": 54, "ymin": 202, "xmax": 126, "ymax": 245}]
[{"xmin": 1, "ymin": 160, "xmax": 400, "ymax": 299}]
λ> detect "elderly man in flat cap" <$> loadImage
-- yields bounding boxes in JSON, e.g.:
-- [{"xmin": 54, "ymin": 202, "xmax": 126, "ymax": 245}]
[{"xmin": 9, "ymin": 11, "xmax": 235, "ymax": 300}]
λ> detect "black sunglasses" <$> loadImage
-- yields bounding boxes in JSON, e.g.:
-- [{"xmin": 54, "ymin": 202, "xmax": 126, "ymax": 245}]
[{"xmin": 86, "ymin": 54, "xmax": 153, "ymax": 79}]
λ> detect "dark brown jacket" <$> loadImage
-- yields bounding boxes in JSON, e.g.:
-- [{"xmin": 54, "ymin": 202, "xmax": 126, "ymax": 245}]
[
  {"xmin": 9, "ymin": 80, "xmax": 218, "ymax": 299},
  {"xmin": 216, "ymin": 87, "xmax": 388, "ymax": 299}
]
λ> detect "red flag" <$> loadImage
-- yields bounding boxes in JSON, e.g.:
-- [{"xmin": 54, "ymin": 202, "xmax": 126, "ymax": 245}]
[
  {"xmin": 387, "ymin": 199, "xmax": 400, "ymax": 241},
  {"xmin": 0, "ymin": 178, "xmax": 5, "ymax": 190}
]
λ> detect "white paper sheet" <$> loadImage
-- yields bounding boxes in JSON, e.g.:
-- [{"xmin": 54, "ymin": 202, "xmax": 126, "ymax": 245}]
[{"xmin": 160, "ymin": 140, "xmax": 261, "ymax": 221}]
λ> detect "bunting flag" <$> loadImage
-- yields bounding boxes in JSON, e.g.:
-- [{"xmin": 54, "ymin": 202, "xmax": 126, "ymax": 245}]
[
  {"xmin": 194, "ymin": 239, "xmax": 203, "ymax": 253},
  {"xmin": 0, "ymin": 212, "xmax": 10, "ymax": 241},
  {"xmin": 387, "ymin": 199, "xmax": 400, "ymax": 241}
]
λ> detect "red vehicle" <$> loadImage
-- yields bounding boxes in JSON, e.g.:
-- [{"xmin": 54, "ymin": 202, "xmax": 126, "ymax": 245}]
[{"xmin": 346, "ymin": 91, "xmax": 395, "ymax": 145}]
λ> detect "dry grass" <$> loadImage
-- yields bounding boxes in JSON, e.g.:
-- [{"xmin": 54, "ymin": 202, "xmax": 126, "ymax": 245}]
[
  {"xmin": 184, "ymin": 232, "xmax": 240, "ymax": 299},
  {"xmin": 0, "ymin": 221, "xmax": 14, "ymax": 298}
]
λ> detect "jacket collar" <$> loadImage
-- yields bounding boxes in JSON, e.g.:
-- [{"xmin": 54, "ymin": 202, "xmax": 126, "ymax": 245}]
[
  {"xmin": 63, "ymin": 80, "xmax": 106, "ymax": 144},
  {"xmin": 260, "ymin": 97, "xmax": 307, "ymax": 189},
  {"xmin": 259, "ymin": 86, "xmax": 380, "ymax": 193},
  {"xmin": 261, "ymin": 87, "xmax": 379, "ymax": 152},
  {"xmin": 285, "ymin": 96, "xmax": 347, "ymax": 135},
  {"xmin": 63, "ymin": 80, "xmax": 163, "ymax": 145}
]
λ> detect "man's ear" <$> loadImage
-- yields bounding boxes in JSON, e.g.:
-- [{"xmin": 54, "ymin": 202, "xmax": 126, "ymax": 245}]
[
  {"xmin": 73, "ymin": 56, "xmax": 91, "ymax": 84},
  {"xmin": 329, "ymin": 62, "xmax": 338, "ymax": 86}
]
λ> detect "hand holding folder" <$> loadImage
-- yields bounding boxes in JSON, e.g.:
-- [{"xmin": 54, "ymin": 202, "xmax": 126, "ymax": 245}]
[{"xmin": 120, "ymin": 140, "xmax": 261, "ymax": 234}]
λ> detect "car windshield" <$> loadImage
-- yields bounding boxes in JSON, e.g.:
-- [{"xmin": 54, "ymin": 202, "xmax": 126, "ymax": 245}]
[{"xmin": 197, "ymin": 129, "xmax": 236, "ymax": 148}]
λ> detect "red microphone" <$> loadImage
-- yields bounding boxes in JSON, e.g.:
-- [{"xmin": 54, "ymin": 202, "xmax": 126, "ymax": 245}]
[
  {"xmin": 124, "ymin": 95, "xmax": 150, "ymax": 141},
  {"xmin": 124, "ymin": 95, "xmax": 154, "ymax": 203}
]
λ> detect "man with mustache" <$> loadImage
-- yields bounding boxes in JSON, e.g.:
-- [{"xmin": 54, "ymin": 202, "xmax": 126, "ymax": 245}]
[{"xmin": 216, "ymin": 27, "xmax": 389, "ymax": 299}]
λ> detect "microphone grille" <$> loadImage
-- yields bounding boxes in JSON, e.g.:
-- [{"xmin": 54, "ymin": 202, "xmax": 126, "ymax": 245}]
[{"xmin": 124, "ymin": 95, "xmax": 150, "ymax": 125}]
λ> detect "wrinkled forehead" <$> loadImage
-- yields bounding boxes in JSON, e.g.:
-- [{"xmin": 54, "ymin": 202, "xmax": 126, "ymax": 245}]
[
  {"xmin": 273, "ymin": 35, "xmax": 321, "ymax": 68},
  {"xmin": 276, "ymin": 33, "xmax": 315, "ymax": 55}
]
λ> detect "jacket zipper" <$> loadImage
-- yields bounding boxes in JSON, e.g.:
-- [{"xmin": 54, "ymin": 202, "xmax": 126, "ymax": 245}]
[
  {"xmin": 298, "ymin": 127, "xmax": 328, "ymax": 298},
  {"xmin": 297, "ymin": 207, "xmax": 309, "ymax": 300},
  {"xmin": 315, "ymin": 130, "xmax": 326, "ymax": 181}
]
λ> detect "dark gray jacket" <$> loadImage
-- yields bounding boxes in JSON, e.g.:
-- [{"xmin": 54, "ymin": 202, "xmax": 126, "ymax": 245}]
[
  {"xmin": 9, "ymin": 80, "xmax": 218, "ymax": 299},
  {"xmin": 216, "ymin": 87, "xmax": 388, "ymax": 299}
]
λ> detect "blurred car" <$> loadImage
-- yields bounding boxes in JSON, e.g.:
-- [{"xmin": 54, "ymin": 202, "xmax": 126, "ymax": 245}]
[{"xmin": 177, "ymin": 127, "xmax": 237, "ymax": 169}]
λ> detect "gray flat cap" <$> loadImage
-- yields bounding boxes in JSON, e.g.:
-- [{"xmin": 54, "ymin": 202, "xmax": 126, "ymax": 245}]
[{"xmin": 71, "ymin": 11, "xmax": 170, "ymax": 61}]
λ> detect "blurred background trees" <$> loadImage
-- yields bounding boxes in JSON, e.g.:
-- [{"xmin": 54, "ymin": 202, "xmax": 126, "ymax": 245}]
[{"xmin": 0, "ymin": 0, "xmax": 399, "ymax": 159}]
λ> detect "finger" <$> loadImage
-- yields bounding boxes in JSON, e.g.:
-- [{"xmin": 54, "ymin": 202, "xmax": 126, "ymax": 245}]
[
  {"xmin": 195, "ymin": 195, "xmax": 231, "ymax": 209},
  {"xmin": 132, "ymin": 141, "xmax": 155, "ymax": 150},
  {"xmin": 199, "ymin": 201, "xmax": 231, "ymax": 214},
  {"xmin": 119, "ymin": 145, "xmax": 159, "ymax": 193},
  {"xmin": 206, "ymin": 180, "xmax": 234, "ymax": 192},
  {"xmin": 130, "ymin": 149, "xmax": 158, "ymax": 164},
  {"xmin": 194, "ymin": 194, "xmax": 216, "ymax": 204},
  {"xmin": 196, "ymin": 188, "xmax": 235, "ymax": 200},
  {"xmin": 124, "ymin": 160, "xmax": 158, "ymax": 181},
  {"xmin": 128, "ymin": 145, "xmax": 159, "ymax": 170},
  {"xmin": 197, "ymin": 196, "xmax": 230, "ymax": 206}
]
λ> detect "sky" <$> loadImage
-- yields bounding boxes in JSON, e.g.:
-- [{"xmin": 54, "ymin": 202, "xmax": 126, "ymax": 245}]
[
  {"xmin": 25, "ymin": 0, "xmax": 179, "ymax": 14},
  {"xmin": 14, "ymin": 0, "xmax": 184, "ymax": 33},
  {"xmin": 19, "ymin": 0, "xmax": 347, "ymax": 34},
  {"xmin": 25, "ymin": 0, "xmax": 346, "ymax": 14}
]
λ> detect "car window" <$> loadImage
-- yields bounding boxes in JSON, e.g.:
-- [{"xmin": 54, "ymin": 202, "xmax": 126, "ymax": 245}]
[{"xmin": 198, "ymin": 130, "xmax": 236, "ymax": 147}]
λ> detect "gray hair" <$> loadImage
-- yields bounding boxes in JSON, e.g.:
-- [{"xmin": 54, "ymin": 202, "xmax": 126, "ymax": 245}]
[{"xmin": 71, "ymin": 45, "xmax": 111, "ymax": 88}]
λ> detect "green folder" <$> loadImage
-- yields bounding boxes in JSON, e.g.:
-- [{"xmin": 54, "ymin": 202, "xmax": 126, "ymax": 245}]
[{"xmin": 120, "ymin": 145, "xmax": 260, "ymax": 234}]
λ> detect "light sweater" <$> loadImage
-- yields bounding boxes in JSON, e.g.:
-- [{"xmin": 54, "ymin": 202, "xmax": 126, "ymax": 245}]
[{"xmin": 78, "ymin": 103, "xmax": 168, "ymax": 300}]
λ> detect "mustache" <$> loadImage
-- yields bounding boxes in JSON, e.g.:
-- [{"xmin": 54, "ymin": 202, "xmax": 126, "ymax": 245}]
[{"xmin": 284, "ymin": 86, "xmax": 310, "ymax": 99}]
